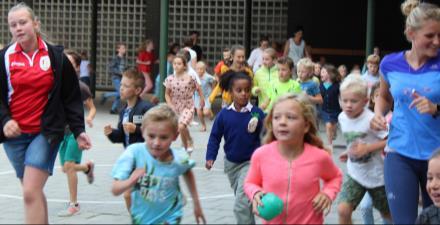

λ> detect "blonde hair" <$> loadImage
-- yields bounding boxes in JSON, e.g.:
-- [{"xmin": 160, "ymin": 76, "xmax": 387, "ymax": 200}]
[
  {"xmin": 142, "ymin": 104, "xmax": 179, "ymax": 133},
  {"xmin": 196, "ymin": 61, "xmax": 206, "ymax": 69},
  {"xmin": 401, "ymin": 0, "xmax": 440, "ymax": 41},
  {"xmin": 366, "ymin": 54, "xmax": 381, "ymax": 65},
  {"xmin": 8, "ymin": 3, "xmax": 50, "ymax": 43},
  {"xmin": 263, "ymin": 48, "xmax": 277, "ymax": 60},
  {"xmin": 297, "ymin": 58, "xmax": 314, "ymax": 72},
  {"xmin": 263, "ymin": 93, "xmax": 324, "ymax": 149},
  {"xmin": 340, "ymin": 74, "xmax": 368, "ymax": 97}
]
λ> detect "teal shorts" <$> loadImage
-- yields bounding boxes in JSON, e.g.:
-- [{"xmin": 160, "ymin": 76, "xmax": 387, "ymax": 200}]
[{"xmin": 58, "ymin": 133, "xmax": 82, "ymax": 166}]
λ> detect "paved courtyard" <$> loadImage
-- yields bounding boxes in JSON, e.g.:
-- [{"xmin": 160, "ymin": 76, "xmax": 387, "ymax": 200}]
[{"xmin": 0, "ymin": 96, "xmax": 382, "ymax": 224}]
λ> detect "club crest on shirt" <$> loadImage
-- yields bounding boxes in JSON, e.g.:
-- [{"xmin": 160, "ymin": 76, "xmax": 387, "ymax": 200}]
[{"xmin": 39, "ymin": 56, "xmax": 50, "ymax": 71}]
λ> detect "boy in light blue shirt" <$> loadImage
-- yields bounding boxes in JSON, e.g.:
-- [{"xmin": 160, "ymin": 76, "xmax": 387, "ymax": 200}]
[{"xmin": 111, "ymin": 104, "xmax": 205, "ymax": 224}]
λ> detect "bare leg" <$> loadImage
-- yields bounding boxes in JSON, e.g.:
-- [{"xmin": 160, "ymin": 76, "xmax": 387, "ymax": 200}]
[
  {"xmin": 338, "ymin": 202, "xmax": 354, "ymax": 225},
  {"xmin": 197, "ymin": 108, "xmax": 206, "ymax": 132},
  {"xmin": 63, "ymin": 162, "xmax": 89, "ymax": 204},
  {"xmin": 22, "ymin": 166, "xmax": 50, "ymax": 224},
  {"xmin": 325, "ymin": 122, "xmax": 335, "ymax": 145},
  {"xmin": 141, "ymin": 72, "xmax": 153, "ymax": 95},
  {"xmin": 179, "ymin": 123, "xmax": 189, "ymax": 149}
]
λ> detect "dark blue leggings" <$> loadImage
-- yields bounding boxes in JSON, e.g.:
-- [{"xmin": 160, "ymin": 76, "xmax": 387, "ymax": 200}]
[{"xmin": 384, "ymin": 152, "xmax": 432, "ymax": 224}]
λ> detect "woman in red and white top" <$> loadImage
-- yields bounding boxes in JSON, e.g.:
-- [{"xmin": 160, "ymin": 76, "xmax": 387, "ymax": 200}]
[{"xmin": 0, "ymin": 3, "xmax": 91, "ymax": 223}]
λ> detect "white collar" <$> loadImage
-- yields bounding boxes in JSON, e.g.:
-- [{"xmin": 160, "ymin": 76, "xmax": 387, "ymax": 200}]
[{"xmin": 227, "ymin": 102, "xmax": 253, "ymax": 112}]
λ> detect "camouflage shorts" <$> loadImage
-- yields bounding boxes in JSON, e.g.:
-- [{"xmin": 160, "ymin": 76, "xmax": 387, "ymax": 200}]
[{"xmin": 338, "ymin": 175, "xmax": 390, "ymax": 214}]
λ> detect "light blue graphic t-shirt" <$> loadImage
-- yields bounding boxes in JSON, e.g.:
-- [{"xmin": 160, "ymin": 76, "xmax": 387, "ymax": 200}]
[
  {"xmin": 380, "ymin": 50, "xmax": 440, "ymax": 160},
  {"xmin": 112, "ymin": 143, "xmax": 195, "ymax": 224},
  {"xmin": 299, "ymin": 80, "xmax": 320, "ymax": 96}
]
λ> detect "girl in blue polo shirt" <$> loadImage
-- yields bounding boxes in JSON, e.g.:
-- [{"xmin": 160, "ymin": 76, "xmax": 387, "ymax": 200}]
[
  {"xmin": 371, "ymin": 1, "xmax": 440, "ymax": 223},
  {"xmin": 205, "ymin": 70, "xmax": 265, "ymax": 224}
]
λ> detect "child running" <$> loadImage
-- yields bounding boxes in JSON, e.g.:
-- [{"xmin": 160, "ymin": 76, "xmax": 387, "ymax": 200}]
[
  {"xmin": 252, "ymin": 48, "xmax": 279, "ymax": 109},
  {"xmin": 104, "ymin": 68, "xmax": 154, "ymax": 212},
  {"xmin": 416, "ymin": 148, "xmax": 440, "ymax": 224},
  {"xmin": 208, "ymin": 45, "xmax": 253, "ymax": 107},
  {"xmin": 136, "ymin": 39, "xmax": 156, "ymax": 95},
  {"xmin": 194, "ymin": 61, "xmax": 216, "ymax": 131},
  {"xmin": 111, "ymin": 104, "xmax": 206, "ymax": 224},
  {"xmin": 357, "ymin": 82, "xmax": 391, "ymax": 225},
  {"xmin": 297, "ymin": 58, "xmax": 323, "ymax": 105},
  {"xmin": 57, "ymin": 49, "xmax": 97, "ymax": 217},
  {"xmin": 337, "ymin": 75, "xmax": 392, "ymax": 224},
  {"xmin": 206, "ymin": 71, "xmax": 265, "ymax": 224},
  {"xmin": 244, "ymin": 93, "xmax": 342, "ymax": 224},
  {"xmin": 164, "ymin": 54, "xmax": 204, "ymax": 153},
  {"xmin": 319, "ymin": 64, "xmax": 342, "ymax": 148},
  {"xmin": 261, "ymin": 57, "xmax": 301, "ymax": 113}
]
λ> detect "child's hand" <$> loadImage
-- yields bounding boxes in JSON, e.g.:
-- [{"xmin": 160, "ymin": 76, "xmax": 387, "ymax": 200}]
[
  {"xmin": 123, "ymin": 122, "xmax": 136, "ymax": 134},
  {"xmin": 205, "ymin": 160, "xmax": 214, "ymax": 170},
  {"xmin": 104, "ymin": 124, "xmax": 113, "ymax": 136},
  {"xmin": 371, "ymin": 114, "xmax": 388, "ymax": 131},
  {"xmin": 339, "ymin": 150, "xmax": 348, "ymax": 162},
  {"xmin": 349, "ymin": 141, "xmax": 368, "ymax": 158},
  {"xmin": 193, "ymin": 204, "xmax": 206, "ymax": 224},
  {"xmin": 312, "ymin": 192, "xmax": 332, "ymax": 215},
  {"xmin": 252, "ymin": 191, "xmax": 264, "ymax": 216},
  {"xmin": 129, "ymin": 168, "xmax": 145, "ymax": 184},
  {"xmin": 86, "ymin": 117, "xmax": 93, "ymax": 128}
]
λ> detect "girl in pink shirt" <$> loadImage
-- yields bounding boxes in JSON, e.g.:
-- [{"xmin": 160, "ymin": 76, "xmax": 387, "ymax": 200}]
[{"xmin": 244, "ymin": 93, "xmax": 342, "ymax": 224}]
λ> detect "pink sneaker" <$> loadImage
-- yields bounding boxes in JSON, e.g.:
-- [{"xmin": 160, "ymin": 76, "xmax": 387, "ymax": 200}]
[
  {"xmin": 85, "ymin": 160, "xmax": 95, "ymax": 184},
  {"xmin": 58, "ymin": 202, "xmax": 80, "ymax": 217}
]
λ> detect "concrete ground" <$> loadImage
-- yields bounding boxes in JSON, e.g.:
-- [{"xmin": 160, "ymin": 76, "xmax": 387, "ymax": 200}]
[{"xmin": 0, "ymin": 95, "xmax": 383, "ymax": 224}]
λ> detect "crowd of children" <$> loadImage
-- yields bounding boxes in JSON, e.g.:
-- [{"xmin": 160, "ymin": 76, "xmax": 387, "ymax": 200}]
[{"xmin": 3, "ymin": 0, "xmax": 440, "ymax": 224}]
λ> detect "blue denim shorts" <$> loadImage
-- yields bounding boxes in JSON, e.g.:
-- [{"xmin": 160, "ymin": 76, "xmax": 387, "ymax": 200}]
[{"xmin": 3, "ymin": 133, "xmax": 59, "ymax": 178}]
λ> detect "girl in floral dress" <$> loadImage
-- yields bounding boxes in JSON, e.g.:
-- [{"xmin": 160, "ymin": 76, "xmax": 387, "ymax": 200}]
[{"xmin": 164, "ymin": 54, "xmax": 204, "ymax": 153}]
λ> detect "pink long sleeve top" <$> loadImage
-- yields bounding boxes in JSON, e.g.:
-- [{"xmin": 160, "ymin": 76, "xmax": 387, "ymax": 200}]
[{"xmin": 244, "ymin": 141, "xmax": 343, "ymax": 224}]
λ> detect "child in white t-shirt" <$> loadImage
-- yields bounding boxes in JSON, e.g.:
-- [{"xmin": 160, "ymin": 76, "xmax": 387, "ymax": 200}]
[{"xmin": 337, "ymin": 75, "xmax": 392, "ymax": 224}]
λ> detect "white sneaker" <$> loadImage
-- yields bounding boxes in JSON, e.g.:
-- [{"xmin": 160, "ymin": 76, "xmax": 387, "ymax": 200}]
[
  {"xmin": 58, "ymin": 202, "xmax": 80, "ymax": 217},
  {"xmin": 190, "ymin": 121, "xmax": 199, "ymax": 126}
]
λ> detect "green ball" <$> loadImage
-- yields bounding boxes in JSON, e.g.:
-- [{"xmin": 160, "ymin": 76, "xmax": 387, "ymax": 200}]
[{"xmin": 257, "ymin": 192, "xmax": 284, "ymax": 221}]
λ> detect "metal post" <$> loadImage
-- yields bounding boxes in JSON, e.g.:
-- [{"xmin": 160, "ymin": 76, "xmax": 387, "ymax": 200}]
[
  {"xmin": 90, "ymin": 0, "xmax": 98, "ymax": 97},
  {"xmin": 159, "ymin": 0, "xmax": 169, "ymax": 102},
  {"xmin": 245, "ymin": 0, "xmax": 252, "ymax": 58},
  {"xmin": 365, "ymin": 0, "xmax": 375, "ymax": 58}
]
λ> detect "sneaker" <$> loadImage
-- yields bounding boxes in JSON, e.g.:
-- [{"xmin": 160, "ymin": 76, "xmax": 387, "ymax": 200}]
[
  {"xmin": 186, "ymin": 147, "xmax": 194, "ymax": 154},
  {"xmin": 190, "ymin": 120, "xmax": 199, "ymax": 126},
  {"xmin": 85, "ymin": 160, "xmax": 95, "ymax": 184},
  {"xmin": 58, "ymin": 202, "xmax": 80, "ymax": 217},
  {"xmin": 109, "ymin": 109, "xmax": 118, "ymax": 115}
]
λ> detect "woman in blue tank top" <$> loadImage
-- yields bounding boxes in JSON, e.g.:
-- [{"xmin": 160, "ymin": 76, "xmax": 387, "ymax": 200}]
[{"xmin": 371, "ymin": 1, "xmax": 440, "ymax": 223}]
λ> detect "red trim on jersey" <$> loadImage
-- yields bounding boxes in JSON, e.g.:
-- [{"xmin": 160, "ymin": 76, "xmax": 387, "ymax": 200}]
[{"xmin": 8, "ymin": 37, "xmax": 54, "ymax": 133}]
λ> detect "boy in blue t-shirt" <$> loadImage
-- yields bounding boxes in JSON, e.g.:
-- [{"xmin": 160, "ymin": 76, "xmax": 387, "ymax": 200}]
[
  {"xmin": 111, "ymin": 104, "xmax": 205, "ymax": 224},
  {"xmin": 296, "ymin": 58, "xmax": 323, "ymax": 105}
]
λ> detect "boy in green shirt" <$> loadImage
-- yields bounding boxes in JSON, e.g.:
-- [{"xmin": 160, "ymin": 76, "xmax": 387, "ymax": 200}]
[{"xmin": 261, "ymin": 57, "xmax": 301, "ymax": 113}]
